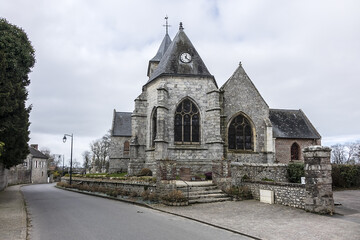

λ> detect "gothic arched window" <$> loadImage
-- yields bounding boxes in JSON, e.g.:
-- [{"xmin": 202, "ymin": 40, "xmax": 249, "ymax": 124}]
[
  {"xmin": 174, "ymin": 99, "xmax": 200, "ymax": 144},
  {"xmin": 291, "ymin": 142, "xmax": 300, "ymax": 160},
  {"xmin": 123, "ymin": 140, "xmax": 130, "ymax": 155},
  {"xmin": 152, "ymin": 108, "xmax": 157, "ymax": 147},
  {"xmin": 228, "ymin": 114, "xmax": 253, "ymax": 150}
]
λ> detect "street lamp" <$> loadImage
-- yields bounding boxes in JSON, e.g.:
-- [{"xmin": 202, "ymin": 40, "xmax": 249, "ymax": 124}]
[{"xmin": 63, "ymin": 133, "xmax": 73, "ymax": 185}]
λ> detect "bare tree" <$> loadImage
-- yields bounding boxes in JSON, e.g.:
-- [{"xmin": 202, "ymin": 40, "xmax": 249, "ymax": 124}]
[
  {"xmin": 331, "ymin": 144, "xmax": 347, "ymax": 164},
  {"xmin": 82, "ymin": 151, "xmax": 91, "ymax": 174},
  {"xmin": 331, "ymin": 142, "xmax": 360, "ymax": 164},
  {"xmin": 90, "ymin": 132, "xmax": 111, "ymax": 173}
]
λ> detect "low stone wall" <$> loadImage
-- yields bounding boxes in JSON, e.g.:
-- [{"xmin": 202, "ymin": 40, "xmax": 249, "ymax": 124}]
[
  {"xmin": 242, "ymin": 180, "xmax": 306, "ymax": 209},
  {"xmin": 0, "ymin": 163, "xmax": 7, "ymax": 191},
  {"xmin": 62, "ymin": 177, "xmax": 156, "ymax": 195},
  {"xmin": 231, "ymin": 162, "xmax": 288, "ymax": 184}
]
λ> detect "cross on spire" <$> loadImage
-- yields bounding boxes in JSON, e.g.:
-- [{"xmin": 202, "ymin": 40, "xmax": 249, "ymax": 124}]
[{"xmin": 163, "ymin": 15, "xmax": 171, "ymax": 35}]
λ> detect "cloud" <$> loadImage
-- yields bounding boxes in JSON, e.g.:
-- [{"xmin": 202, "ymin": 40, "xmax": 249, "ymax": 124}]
[{"xmin": 1, "ymin": 0, "xmax": 360, "ymax": 163}]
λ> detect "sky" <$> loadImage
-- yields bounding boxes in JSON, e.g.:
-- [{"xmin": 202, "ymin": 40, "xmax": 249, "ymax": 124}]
[{"xmin": 1, "ymin": 0, "xmax": 360, "ymax": 165}]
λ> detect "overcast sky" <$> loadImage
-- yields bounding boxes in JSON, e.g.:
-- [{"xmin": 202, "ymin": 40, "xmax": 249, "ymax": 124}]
[{"xmin": 1, "ymin": 0, "xmax": 359, "ymax": 165}]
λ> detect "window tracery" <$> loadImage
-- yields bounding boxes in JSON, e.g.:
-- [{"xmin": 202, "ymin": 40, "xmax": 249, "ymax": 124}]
[{"xmin": 174, "ymin": 99, "xmax": 200, "ymax": 143}]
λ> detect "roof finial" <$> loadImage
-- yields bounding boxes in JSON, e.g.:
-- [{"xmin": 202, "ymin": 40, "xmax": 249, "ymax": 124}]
[
  {"xmin": 163, "ymin": 15, "xmax": 171, "ymax": 35},
  {"xmin": 179, "ymin": 22, "xmax": 184, "ymax": 31}
]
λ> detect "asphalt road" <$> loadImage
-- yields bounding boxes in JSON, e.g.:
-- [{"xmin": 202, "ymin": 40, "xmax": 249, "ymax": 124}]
[{"xmin": 22, "ymin": 184, "xmax": 251, "ymax": 240}]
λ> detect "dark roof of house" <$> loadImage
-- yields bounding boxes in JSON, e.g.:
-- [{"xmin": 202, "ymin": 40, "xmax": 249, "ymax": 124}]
[
  {"xmin": 29, "ymin": 147, "xmax": 48, "ymax": 159},
  {"xmin": 112, "ymin": 111, "xmax": 132, "ymax": 137},
  {"xmin": 150, "ymin": 33, "xmax": 172, "ymax": 62},
  {"xmin": 269, "ymin": 109, "xmax": 321, "ymax": 139},
  {"xmin": 147, "ymin": 23, "xmax": 213, "ymax": 84}
]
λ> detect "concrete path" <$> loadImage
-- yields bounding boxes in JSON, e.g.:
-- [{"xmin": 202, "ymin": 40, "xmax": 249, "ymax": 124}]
[{"xmin": 0, "ymin": 185, "xmax": 27, "ymax": 240}]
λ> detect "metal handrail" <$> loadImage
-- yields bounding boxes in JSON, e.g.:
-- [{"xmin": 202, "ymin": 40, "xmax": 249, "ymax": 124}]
[{"xmin": 180, "ymin": 179, "xmax": 190, "ymax": 201}]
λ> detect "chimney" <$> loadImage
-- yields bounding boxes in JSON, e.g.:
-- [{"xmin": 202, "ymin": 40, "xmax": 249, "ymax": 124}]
[{"xmin": 30, "ymin": 144, "xmax": 38, "ymax": 150}]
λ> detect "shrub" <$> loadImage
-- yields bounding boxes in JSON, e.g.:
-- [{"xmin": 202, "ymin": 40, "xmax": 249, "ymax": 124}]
[
  {"xmin": 130, "ymin": 191, "xmax": 138, "ymax": 198},
  {"xmin": 225, "ymin": 186, "xmax": 252, "ymax": 200},
  {"xmin": 148, "ymin": 192, "xmax": 159, "ymax": 202},
  {"xmin": 141, "ymin": 190, "xmax": 150, "ymax": 201},
  {"xmin": 137, "ymin": 168, "xmax": 153, "ymax": 177},
  {"xmin": 57, "ymin": 182, "xmax": 70, "ymax": 188},
  {"xmin": 287, "ymin": 163, "xmax": 304, "ymax": 183},
  {"xmin": 332, "ymin": 164, "xmax": 360, "ymax": 188},
  {"xmin": 161, "ymin": 190, "xmax": 187, "ymax": 203}
]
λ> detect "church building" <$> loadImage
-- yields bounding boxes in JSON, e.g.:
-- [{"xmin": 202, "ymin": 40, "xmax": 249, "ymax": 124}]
[{"xmin": 109, "ymin": 22, "xmax": 321, "ymax": 175}]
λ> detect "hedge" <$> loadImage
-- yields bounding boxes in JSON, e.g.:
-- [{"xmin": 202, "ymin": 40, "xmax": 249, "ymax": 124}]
[{"xmin": 332, "ymin": 164, "xmax": 360, "ymax": 188}]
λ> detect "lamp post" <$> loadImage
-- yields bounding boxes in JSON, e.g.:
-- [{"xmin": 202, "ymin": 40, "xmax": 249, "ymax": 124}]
[{"xmin": 63, "ymin": 133, "xmax": 73, "ymax": 185}]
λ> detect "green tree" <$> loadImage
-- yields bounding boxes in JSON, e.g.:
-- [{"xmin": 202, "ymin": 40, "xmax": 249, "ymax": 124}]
[{"xmin": 0, "ymin": 18, "xmax": 35, "ymax": 168}]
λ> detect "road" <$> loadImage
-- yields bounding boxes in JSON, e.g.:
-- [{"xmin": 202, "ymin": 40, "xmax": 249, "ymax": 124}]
[{"xmin": 22, "ymin": 184, "xmax": 251, "ymax": 240}]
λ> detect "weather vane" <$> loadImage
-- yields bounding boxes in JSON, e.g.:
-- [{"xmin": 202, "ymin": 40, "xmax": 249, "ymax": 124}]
[{"xmin": 163, "ymin": 15, "xmax": 171, "ymax": 34}]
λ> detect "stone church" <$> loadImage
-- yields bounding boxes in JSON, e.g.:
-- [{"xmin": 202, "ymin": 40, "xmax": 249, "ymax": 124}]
[{"xmin": 109, "ymin": 22, "xmax": 321, "ymax": 175}]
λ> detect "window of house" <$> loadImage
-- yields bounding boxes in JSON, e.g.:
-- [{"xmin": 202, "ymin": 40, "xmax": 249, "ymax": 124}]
[
  {"xmin": 174, "ymin": 99, "xmax": 200, "ymax": 144},
  {"xmin": 35, "ymin": 161, "xmax": 38, "ymax": 168},
  {"xmin": 228, "ymin": 114, "xmax": 253, "ymax": 150},
  {"xmin": 123, "ymin": 140, "xmax": 130, "ymax": 155},
  {"xmin": 291, "ymin": 142, "xmax": 300, "ymax": 160},
  {"xmin": 152, "ymin": 108, "xmax": 157, "ymax": 147},
  {"xmin": 23, "ymin": 161, "xmax": 27, "ymax": 167}
]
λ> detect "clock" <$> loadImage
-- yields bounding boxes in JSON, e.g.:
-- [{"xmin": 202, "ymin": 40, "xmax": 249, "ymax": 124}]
[{"xmin": 180, "ymin": 52, "xmax": 192, "ymax": 63}]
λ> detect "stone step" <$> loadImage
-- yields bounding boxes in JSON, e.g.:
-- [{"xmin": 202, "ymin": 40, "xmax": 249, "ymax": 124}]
[
  {"xmin": 188, "ymin": 189, "xmax": 224, "ymax": 196},
  {"xmin": 189, "ymin": 197, "xmax": 231, "ymax": 204},
  {"xmin": 188, "ymin": 193, "xmax": 228, "ymax": 200},
  {"xmin": 175, "ymin": 180, "xmax": 214, "ymax": 187},
  {"xmin": 177, "ymin": 185, "xmax": 218, "ymax": 192}
]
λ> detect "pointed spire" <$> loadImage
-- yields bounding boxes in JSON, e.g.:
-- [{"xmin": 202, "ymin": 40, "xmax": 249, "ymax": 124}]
[{"xmin": 147, "ymin": 24, "xmax": 213, "ymax": 84}]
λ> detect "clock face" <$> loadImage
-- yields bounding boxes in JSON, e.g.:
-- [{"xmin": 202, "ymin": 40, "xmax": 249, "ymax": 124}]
[{"xmin": 180, "ymin": 52, "xmax": 192, "ymax": 63}]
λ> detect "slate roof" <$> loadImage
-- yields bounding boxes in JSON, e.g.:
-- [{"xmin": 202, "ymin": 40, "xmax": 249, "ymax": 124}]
[
  {"xmin": 112, "ymin": 111, "xmax": 132, "ymax": 137},
  {"xmin": 147, "ymin": 23, "xmax": 213, "ymax": 84},
  {"xmin": 269, "ymin": 109, "xmax": 321, "ymax": 139},
  {"xmin": 150, "ymin": 33, "xmax": 172, "ymax": 62},
  {"xmin": 29, "ymin": 147, "xmax": 48, "ymax": 159}
]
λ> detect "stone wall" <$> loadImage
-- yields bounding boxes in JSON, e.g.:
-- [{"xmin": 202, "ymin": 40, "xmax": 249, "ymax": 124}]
[
  {"xmin": 230, "ymin": 145, "xmax": 334, "ymax": 214},
  {"xmin": 303, "ymin": 146, "xmax": 334, "ymax": 214},
  {"xmin": 274, "ymin": 138, "xmax": 321, "ymax": 163},
  {"xmin": 6, "ymin": 167, "xmax": 31, "ymax": 185},
  {"xmin": 231, "ymin": 162, "xmax": 288, "ymax": 185},
  {"xmin": 242, "ymin": 181, "xmax": 306, "ymax": 209},
  {"xmin": 63, "ymin": 178, "xmax": 156, "ymax": 195},
  {"xmin": 220, "ymin": 64, "xmax": 273, "ymax": 163},
  {"xmin": 31, "ymin": 157, "xmax": 48, "ymax": 183},
  {"xmin": 129, "ymin": 75, "xmax": 223, "ymax": 175},
  {"xmin": 0, "ymin": 162, "xmax": 7, "ymax": 191},
  {"xmin": 109, "ymin": 136, "xmax": 131, "ymax": 173}
]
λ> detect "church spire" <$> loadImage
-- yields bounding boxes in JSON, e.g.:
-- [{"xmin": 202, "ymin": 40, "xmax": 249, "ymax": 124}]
[
  {"xmin": 146, "ymin": 22, "xmax": 213, "ymax": 84},
  {"xmin": 147, "ymin": 16, "xmax": 173, "ymax": 77}
]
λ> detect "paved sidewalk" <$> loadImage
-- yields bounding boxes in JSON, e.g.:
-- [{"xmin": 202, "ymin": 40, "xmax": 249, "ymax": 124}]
[
  {"xmin": 0, "ymin": 185, "xmax": 27, "ymax": 240},
  {"xmin": 154, "ymin": 193, "xmax": 360, "ymax": 240}
]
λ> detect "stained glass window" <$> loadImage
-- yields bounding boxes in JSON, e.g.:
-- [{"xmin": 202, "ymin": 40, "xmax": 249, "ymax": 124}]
[
  {"xmin": 174, "ymin": 99, "xmax": 200, "ymax": 143},
  {"xmin": 228, "ymin": 114, "xmax": 253, "ymax": 150}
]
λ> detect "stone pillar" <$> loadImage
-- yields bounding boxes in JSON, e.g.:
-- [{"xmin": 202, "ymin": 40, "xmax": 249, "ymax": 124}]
[{"xmin": 303, "ymin": 145, "xmax": 334, "ymax": 214}]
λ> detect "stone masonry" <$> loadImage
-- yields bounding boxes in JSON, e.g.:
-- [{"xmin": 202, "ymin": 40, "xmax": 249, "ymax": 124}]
[{"xmin": 303, "ymin": 145, "xmax": 334, "ymax": 214}]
